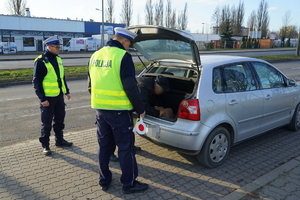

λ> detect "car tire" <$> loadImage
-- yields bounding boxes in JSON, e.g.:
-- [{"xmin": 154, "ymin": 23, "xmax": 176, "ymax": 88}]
[
  {"xmin": 197, "ymin": 126, "xmax": 231, "ymax": 168},
  {"xmin": 287, "ymin": 103, "xmax": 300, "ymax": 131}
]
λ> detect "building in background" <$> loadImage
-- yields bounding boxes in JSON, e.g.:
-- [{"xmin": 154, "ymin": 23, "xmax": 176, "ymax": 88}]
[{"xmin": 0, "ymin": 12, "xmax": 125, "ymax": 52}]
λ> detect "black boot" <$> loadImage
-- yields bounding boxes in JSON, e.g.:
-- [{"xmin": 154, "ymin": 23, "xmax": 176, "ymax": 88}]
[
  {"xmin": 135, "ymin": 146, "xmax": 142, "ymax": 151},
  {"xmin": 110, "ymin": 154, "xmax": 119, "ymax": 162},
  {"xmin": 123, "ymin": 181, "xmax": 148, "ymax": 194},
  {"xmin": 43, "ymin": 147, "xmax": 52, "ymax": 156},
  {"xmin": 55, "ymin": 139, "xmax": 73, "ymax": 147}
]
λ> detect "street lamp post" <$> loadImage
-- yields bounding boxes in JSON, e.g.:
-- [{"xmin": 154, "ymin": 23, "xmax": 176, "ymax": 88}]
[
  {"xmin": 96, "ymin": 0, "xmax": 105, "ymax": 47},
  {"xmin": 202, "ymin": 23, "xmax": 209, "ymax": 43}
]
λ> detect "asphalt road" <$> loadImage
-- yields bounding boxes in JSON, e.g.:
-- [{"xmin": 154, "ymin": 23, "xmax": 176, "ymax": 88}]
[
  {"xmin": 0, "ymin": 50, "xmax": 296, "ymax": 69},
  {"xmin": 0, "ymin": 60, "xmax": 300, "ymax": 148}
]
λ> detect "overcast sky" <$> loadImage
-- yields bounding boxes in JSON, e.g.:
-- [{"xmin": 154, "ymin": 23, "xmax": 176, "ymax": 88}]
[{"xmin": 0, "ymin": 0, "xmax": 299, "ymax": 33}]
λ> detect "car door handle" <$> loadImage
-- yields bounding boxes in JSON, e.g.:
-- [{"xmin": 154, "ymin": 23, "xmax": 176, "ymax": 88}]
[
  {"xmin": 228, "ymin": 100, "xmax": 238, "ymax": 105},
  {"xmin": 265, "ymin": 94, "xmax": 272, "ymax": 100}
]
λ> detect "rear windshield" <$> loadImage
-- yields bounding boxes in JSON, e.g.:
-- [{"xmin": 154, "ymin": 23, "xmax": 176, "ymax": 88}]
[
  {"xmin": 147, "ymin": 66, "xmax": 198, "ymax": 79},
  {"xmin": 134, "ymin": 39, "xmax": 194, "ymax": 62}
]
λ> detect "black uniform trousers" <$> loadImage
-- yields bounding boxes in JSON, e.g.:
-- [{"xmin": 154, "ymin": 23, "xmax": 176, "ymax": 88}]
[
  {"xmin": 96, "ymin": 110, "xmax": 138, "ymax": 189},
  {"xmin": 39, "ymin": 93, "xmax": 65, "ymax": 148}
]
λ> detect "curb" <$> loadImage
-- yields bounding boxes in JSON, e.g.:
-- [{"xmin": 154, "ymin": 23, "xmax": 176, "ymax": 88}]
[{"xmin": 220, "ymin": 156, "xmax": 300, "ymax": 200}]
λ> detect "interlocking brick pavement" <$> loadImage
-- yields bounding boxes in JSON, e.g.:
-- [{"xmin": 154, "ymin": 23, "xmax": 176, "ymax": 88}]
[{"xmin": 1, "ymin": 127, "xmax": 300, "ymax": 199}]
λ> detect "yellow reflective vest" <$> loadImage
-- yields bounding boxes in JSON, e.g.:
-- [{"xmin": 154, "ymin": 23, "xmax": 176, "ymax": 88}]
[
  {"xmin": 35, "ymin": 55, "xmax": 67, "ymax": 97},
  {"xmin": 89, "ymin": 47, "xmax": 133, "ymax": 110}
]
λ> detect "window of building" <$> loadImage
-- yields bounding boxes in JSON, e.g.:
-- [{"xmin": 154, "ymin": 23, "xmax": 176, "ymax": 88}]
[
  {"xmin": 2, "ymin": 37, "xmax": 15, "ymax": 42},
  {"xmin": 23, "ymin": 37, "xmax": 35, "ymax": 47}
]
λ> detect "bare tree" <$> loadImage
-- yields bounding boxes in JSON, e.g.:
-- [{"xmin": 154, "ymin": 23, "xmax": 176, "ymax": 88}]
[
  {"xmin": 256, "ymin": 0, "xmax": 269, "ymax": 38},
  {"xmin": 212, "ymin": 1, "xmax": 244, "ymax": 36},
  {"xmin": 177, "ymin": 3, "xmax": 188, "ymax": 30},
  {"xmin": 281, "ymin": 10, "xmax": 292, "ymax": 40},
  {"xmin": 231, "ymin": 5, "xmax": 237, "ymax": 35},
  {"xmin": 248, "ymin": 10, "xmax": 257, "ymax": 31},
  {"xmin": 219, "ymin": 5, "xmax": 231, "ymax": 33},
  {"xmin": 154, "ymin": 0, "xmax": 164, "ymax": 26},
  {"xmin": 120, "ymin": 0, "xmax": 132, "ymax": 27},
  {"xmin": 145, "ymin": 0, "xmax": 154, "ymax": 25},
  {"xmin": 106, "ymin": 0, "xmax": 115, "ymax": 23},
  {"xmin": 170, "ymin": 9, "xmax": 177, "ymax": 29},
  {"xmin": 165, "ymin": 0, "xmax": 172, "ymax": 28},
  {"xmin": 235, "ymin": 0, "xmax": 245, "ymax": 35},
  {"xmin": 211, "ymin": 6, "xmax": 221, "ymax": 34},
  {"xmin": 6, "ymin": 0, "xmax": 27, "ymax": 15}
]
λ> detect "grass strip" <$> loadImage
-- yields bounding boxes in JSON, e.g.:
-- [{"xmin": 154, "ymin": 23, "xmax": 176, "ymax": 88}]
[
  {"xmin": 0, "ymin": 62, "xmax": 149, "ymax": 83},
  {"xmin": 251, "ymin": 54, "xmax": 300, "ymax": 61}
]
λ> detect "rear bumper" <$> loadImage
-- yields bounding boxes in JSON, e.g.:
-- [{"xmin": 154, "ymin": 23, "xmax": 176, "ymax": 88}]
[{"xmin": 136, "ymin": 116, "xmax": 211, "ymax": 154}]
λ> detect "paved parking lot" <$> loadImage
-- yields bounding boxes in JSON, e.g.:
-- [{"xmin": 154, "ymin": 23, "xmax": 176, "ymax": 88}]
[{"xmin": 0, "ymin": 126, "xmax": 300, "ymax": 200}]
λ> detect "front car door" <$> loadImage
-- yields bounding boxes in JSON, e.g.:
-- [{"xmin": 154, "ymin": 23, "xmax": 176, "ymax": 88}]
[
  {"xmin": 220, "ymin": 62, "xmax": 264, "ymax": 141},
  {"xmin": 251, "ymin": 62, "xmax": 298, "ymax": 132}
]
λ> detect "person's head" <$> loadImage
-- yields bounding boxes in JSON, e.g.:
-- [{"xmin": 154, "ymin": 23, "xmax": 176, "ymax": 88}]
[
  {"xmin": 154, "ymin": 75, "xmax": 170, "ymax": 95},
  {"xmin": 44, "ymin": 35, "xmax": 62, "ymax": 55},
  {"xmin": 113, "ymin": 34, "xmax": 132, "ymax": 51},
  {"xmin": 113, "ymin": 27, "xmax": 137, "ymax": 51}
]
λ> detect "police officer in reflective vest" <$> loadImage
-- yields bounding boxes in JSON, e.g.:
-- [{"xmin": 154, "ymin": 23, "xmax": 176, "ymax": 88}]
[
  {"xmin": 89, "ymin": 28, "xmax": 148, "ymax": 193},
  {"xmin": 33, "ymin": 35, "xmax": 73, "ymax": 156}
]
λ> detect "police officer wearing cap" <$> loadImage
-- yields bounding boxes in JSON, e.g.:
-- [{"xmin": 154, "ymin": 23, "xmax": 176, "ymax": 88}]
[
  {"xmin": 33, "ymin": 35, "xmax": 73, "ymax": 156},
  {"xmin": 88, "ymin": 28, "xmax": 148, "ymax": 193}
]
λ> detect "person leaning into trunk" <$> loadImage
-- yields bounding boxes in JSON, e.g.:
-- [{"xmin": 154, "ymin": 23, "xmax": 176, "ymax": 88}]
[
  {"xmin": 33, "ymin": 35, "xmax": 73, "ymax": 156},
  {"xmin": 88, "ymin": 27, "xmax": 148, "ymax": 194},
  {"xmin": 137, "ymin": 75, "xmax": 173, "ymax": 118}
]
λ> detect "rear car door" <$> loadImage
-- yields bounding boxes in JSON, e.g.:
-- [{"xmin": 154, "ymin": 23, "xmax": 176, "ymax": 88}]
[
  {"xmin": 251, "ymin": 62, "xmax": 297, "ymax": 132},
  {"xmin": 221, "ymin": 62, "xmax": 264, "ymax": 141}
]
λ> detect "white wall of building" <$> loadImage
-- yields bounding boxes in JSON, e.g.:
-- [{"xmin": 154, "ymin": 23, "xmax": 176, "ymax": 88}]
[
  {"xmin": 190, "ymin": 33, "xmax": 220, "ymax": 42},
  {"xmin": 0, "ymin": 15, "xmax": 84, "ymax": 32}
]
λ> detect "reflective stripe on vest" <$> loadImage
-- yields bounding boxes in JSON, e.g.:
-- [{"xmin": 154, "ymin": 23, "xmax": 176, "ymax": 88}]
[
  {"xmin": 89, "ymin": 47, "xmax": 133, "ymax": 110},
  {"xmin": 35, "ymin": 55, "xmax": 67, "ymax": 97}
]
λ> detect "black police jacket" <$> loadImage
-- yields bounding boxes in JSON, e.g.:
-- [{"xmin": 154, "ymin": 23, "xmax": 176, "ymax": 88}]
[{"xmin": 33, "ymin": 50, "xmax": 70, "ymax": 102}]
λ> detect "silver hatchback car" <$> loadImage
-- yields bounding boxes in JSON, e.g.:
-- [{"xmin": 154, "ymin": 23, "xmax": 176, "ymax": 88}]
[{"xmin": 128, "ymin": 25, "xmax": 300, "ymax": 168}]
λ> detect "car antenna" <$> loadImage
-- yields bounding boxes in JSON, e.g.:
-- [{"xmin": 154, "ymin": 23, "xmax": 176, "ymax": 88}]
[{"xmin": 134, "ymin": 49, "xmax": 147, "ymax": 69}]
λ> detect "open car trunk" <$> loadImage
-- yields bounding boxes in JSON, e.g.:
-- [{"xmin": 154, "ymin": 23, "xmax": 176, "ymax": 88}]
[{"xmin": 142, "ymin": 73, "xmax": 197, "ymax": 121}]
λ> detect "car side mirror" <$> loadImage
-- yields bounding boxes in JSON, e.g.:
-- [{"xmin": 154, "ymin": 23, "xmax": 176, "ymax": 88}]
[{"xmin": 288, "ymin": 79, "xmax": 297, "ymax": 87}]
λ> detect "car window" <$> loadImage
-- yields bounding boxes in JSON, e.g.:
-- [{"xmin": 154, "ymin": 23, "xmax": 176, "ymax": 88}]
[
  {"xmin": 213, "ymin": 67, "xmax": 223, "ymax": 93},
  {"xmin": 223, "ymin": 63, "xmax": 258, "ymax": 93},
  {"xmin": 147, "ymin": 66, "xmax": 197, "ymax": 78},
  {"xmin": 252, "ymin": 62, "xmax": 286, "ymax": 89}
]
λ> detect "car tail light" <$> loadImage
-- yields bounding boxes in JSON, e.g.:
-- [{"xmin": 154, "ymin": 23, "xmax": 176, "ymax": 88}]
[
  {"xmin": 178, "ymin": 99, "xmax": 200, "ymax": 121},
  {"xmin": 86, "ymin": 45, "xmax": 88, "ymax": 49}
]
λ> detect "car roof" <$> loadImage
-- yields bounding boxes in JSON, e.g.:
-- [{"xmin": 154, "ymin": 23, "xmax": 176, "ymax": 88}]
[{"xmin": 200, "ymin": 55, "xmax": 270, "ymax": 69}]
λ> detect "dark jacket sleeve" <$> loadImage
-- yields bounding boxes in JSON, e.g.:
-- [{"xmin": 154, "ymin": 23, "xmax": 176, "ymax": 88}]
[
  {"xmin": 120, "ymin": 53, "xmax": 145, "ymax": 114},
  {"xmin": 87, "ymin": 60, "xmax": 91, "ymax": 94},
  {"xmin": 138, "ymin": 82, "xmax": 160, "ymax": 117},
  {"xmin": 63, "ymin": 75, "xmax": 70, "ymax": 94},
  {"xmin": 33, "ymin": 59, "xmax": 47, "ymax": 102},
  {"xmin": 87, "ymin": 71, "xmax": 91, "ymax": 94}
]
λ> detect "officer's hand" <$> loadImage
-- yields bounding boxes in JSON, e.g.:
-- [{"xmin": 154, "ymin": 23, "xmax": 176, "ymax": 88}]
[
  {"xmin": 65, "ymin": 94, "xmax": 71, "ymax": 100},
  {"xmin": 140, "ymin": 111, "xmax": 146, "ymax": 119},
  {"xmin": 159, "ymin": 110, "xmax": 166, "ymax": 117},
  {"xmin": 41, "ymin": 100, "xmax": 49, "ymax": 107}
]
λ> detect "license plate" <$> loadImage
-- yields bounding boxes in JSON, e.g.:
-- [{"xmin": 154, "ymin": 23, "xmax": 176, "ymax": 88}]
[{"xmin": 146, "ymin": 124, "xmax": 160, "ymax": 138}]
